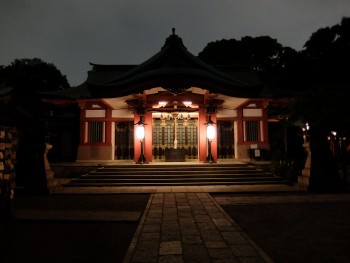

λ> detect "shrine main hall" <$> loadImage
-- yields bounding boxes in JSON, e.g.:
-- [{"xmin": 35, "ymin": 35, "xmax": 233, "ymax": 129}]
[{"xmin": 53, "ymin": 29, "xmax": 273, "ymax": 164}]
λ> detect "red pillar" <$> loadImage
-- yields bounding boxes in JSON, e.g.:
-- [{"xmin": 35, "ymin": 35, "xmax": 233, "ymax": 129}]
[
  {"xmin": 144, "ymin": 111, "xmax": 153, "ymax": 163},
  {"xmin": 261, "ymin": 107, "xmax": 269, "ymax": 143},
  {"xmin": 211, "ymin": 113, "xmax": 218, "ymax": 161},
  {"xmin": 105, "ymin": 109, "xmax": 112, "ymax": 144},
  {"xmin": 236, "ymin": 108, "xmax": 244, "ymax": 144},
  {"xmin": 134, "ymin": 112, "xmax": 153, "ymax": 163},
  {"xmin": 199, "ymin": 110, "xmax": 218, "ymax": 162},
  {"xmin": 79, "ymin": 107, "xmax": 86, "ymax": 144},
  {"xmin": 198, "ymin": 109, "xmax": 207, "ymax": 162},
  {"xmin": 133, "ymin": 113, "xmax": 141, "ymax": 163}
]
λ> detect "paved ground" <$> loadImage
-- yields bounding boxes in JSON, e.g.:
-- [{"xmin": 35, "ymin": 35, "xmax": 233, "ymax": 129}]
[
  {"xmin": 124, "ymin": 192, "xmax": 272, "ymax": 263},
  {"xmin": 1, "ymin": 185, "xmax": 350, "ymax": 263},
  {"xmin": 214, "ymin": 192, "xmax": 350, "ymax": 263},
  {"xmin": 0, "ymin": 194, "xmax": 150, "ymax": 263}
]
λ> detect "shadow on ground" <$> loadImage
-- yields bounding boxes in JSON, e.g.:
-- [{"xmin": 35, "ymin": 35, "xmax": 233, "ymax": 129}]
[
  {"xmin": 214, "ymin": 193, "xmax": 350, "ymax": 263},
  {"xmin": 0, "ymin": 194, "xmax": 150, "ymax": 263}
]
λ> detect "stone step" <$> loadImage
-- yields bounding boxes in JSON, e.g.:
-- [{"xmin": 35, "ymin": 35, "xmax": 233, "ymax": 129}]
[{"xmin": 63, "ymin": 163, "xmax": 290, "ymax": 187}]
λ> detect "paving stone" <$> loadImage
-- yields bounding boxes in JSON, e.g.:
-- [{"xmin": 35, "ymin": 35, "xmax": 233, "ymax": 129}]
[
  {"xmin": 182, "ymin": 235, "xmax": 203, "ymax": 245},
  {"xmin": 139, "ymin": 232, "xmax": 160, "ymax": 241},
  {"xmin": 212, "ymin": 218, "xmax": 233, "ymax": 227},
  {"xmin": 131, "ymin": 250, "xmax": 158, "ymax": 263},
  {"xmin": 144, "ymin": 217, "xmax": 162, "ymax": 224},
  {"xmin": 205, "ymin": 241, "xmax": 228, "ymax": 248},
  {"xmin": 204, "ymin": 205, "xmax": 221, "ymax": 213},
  {"xmin": 163, "ymin": 207, "xmax": 177, "ymax": 214},
  {"xmin": 208, "ymin": 212, "xmax": 224, "ymax": 219},
  {"xmin": 177, "ymin": 205, "xmax": 191, "ymax": 209},
  {"xmin": 212, "ymin": 259, "xmax": 240, "ymax": 263},
  {"xmin": 161, "ymin": 230, "xmax": 181, "ymax": 242},
  {"xmin": 142, "ymin": 224, "xmax": 161, "ymax": 233},
  {"xmin": 178, "ymin": 217, "xmax": 196, "ymax": 225},
  {"xmin": 197, "ymin": 222, "xmax": 217, "ymax": 230},
  {"xmin": 163, "ymin": 215, "xmax": 178, "ymax": 222},
  {"xmin": 222, "ymin": 232, "xmax": 249, "ymax": 245},
  {"xmin": 194, "ymin": 214, "xmax": 211, "ymax": 222},
  {"xmin": 200, "ymin": 229, "xmax": 225, "ymax": 242},
  {"xmin": 148, "ymin": 209, "xmax": 162, "ymax": 216},
  {"xmin": 162, "ymin": 221, "xmax": 179, "ymax": 231},
  {"xmin": 177, "ymin": 202, "xmax": 189, "ymax": 207},
  {"xmin": 159, "ymin": 254, "xmax": 184, "ymax": 263},
  {"xmin": 230, "ymin": 244, "xmax": 259, "ymax": 257},
  {"xmin": 180, "ymin": 225, "xmax": 201, "ymax": 235},
  {"xmin": 236, "ymin": 256, "xmax": 266, "ymax": 263},
  {"xmin": 208, "ymin": 248, "xmax": 235, "ymax": 259},
  {"xmin": 216, "ymin": 225, "xmax": 241, "ymax": 232},
  {"xmin": 159, "ymin": 241, "xmax": 183, "ymax": 255},
  {"xmin": 177, "ymin": 209, "xmax": 193, "ymax": 218},
  {"xmin": 182, "ymin": 244, "xmax": 210, "ymax": 263},
  {"xmin": 136, "ymin": 240, "xmax": 160, "ymax": 251}
]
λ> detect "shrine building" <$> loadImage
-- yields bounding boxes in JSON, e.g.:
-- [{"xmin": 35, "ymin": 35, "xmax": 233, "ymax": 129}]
[{"xmin": 58, "ymin": 30, "xmax": 271, "ymax": 164}]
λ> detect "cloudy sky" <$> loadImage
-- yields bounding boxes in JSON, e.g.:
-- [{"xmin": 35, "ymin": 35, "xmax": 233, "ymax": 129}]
[{"xmin": 1, "ymin": 0, "xmax": 349, "ymax": 86}]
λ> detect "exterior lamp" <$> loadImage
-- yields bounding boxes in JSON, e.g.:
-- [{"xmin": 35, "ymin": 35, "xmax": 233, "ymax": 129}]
[
  {"xmin": 135, "ymin": 116, "xmax": 146, "ymax": 164},
  {"xmin": 205, "ymin": 115, "xmax": 216, "ymax": 163}
]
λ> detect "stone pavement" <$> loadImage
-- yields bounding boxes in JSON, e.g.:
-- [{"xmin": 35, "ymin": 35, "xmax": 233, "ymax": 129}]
[{"xmin": 123, "ymin": 192, "xmax": 273, "ymax": 263}]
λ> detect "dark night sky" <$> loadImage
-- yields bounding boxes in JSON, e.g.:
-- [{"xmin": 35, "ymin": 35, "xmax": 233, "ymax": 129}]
[{"xmin": 1, "ymin": 0, "xmax": 349, "ymax": 86}]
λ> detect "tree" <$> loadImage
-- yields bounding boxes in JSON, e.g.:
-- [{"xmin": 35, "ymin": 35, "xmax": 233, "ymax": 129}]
[
  {"xmin": 0, "ymin": 58, "xmax": 71, "ymax": 193},
  {"xmin": 290, "ymin": 17, "xmax": 350, "ymax": 191},
  {"xmin": 1, "ymin": 58, "xmax": 70, "ymax": 93},
  {"xmin": 1, "ymin": 58, "xmax": 70, "ymax": 117},
  {"xmin": 198, "ymin": 36, "xmax": 299, "ymax": 95}
]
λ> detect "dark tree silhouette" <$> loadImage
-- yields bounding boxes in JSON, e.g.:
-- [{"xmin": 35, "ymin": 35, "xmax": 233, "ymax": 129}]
[
  {"xmin": 0, "ymin": 58, "xmax": 71, "ymax": 193},
  {"xmin": 290, "ymin": 17, "xmax": 350, "ymax": 191},
  {"xmin": 1, "ymin": 58, "xmax": 69, "ymax": 93},
  {"xmin": 198, "ymin": 36, "xmax": 298, "ymax": 94}
]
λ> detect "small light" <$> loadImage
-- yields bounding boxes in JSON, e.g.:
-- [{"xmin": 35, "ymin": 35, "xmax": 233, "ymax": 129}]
[
  {"xmin": 159, "ymin": 101, "xmax": 167, "ymax": 107},
  {"xmin": 207, "ymin": 125, "xmax": 215, "ymax": 140},
  {"xmin": 183, "ymin": 101, "xmax": 192, "ymax": 106},
  {"xmin": 136, "ymin": 125, "xmax": 145, "ymax": 140}
]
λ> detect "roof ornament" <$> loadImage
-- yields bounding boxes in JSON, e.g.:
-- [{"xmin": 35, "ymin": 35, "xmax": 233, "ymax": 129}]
[{"xmin": 172, "ymin": 28, "xmax": 175, "ymax": 35}]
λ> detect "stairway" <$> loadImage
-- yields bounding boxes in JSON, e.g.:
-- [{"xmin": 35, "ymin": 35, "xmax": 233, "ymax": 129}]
[{"xmin": 63, "ymin": 163, "xmax": 290, "ymax": 187}]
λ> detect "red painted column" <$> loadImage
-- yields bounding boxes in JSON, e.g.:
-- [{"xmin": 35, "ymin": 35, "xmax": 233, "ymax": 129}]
[
  {"xmin": 236, "ymin": 108, "xmax": 244, "ymax": 144},
  {"xmin": 144, "ymin": 111, "xmax": 153, "ymax": 163},
  {"xmin": 133, "ymin": 113, "xmax": 141, "ymax": 163},
  {"xmin": 198, "ymin": 108, "xmax": 207, "ymax": 162},
  {"xmin": 105, "ymin": 109, "xmax": 112, "ymax": 144},
  {"xmin": 261, "ymin": 107, "xmax": 269, "ymax": 143},
  {"xmin": 211, "ymin": 113, "xmax": 218, "ymax": 161},
  {"xmin": 79, "ymin": 107, "xmax": 86, "ymax": 144},
  {"xmin": 133, "ymin": 112, "xmax": 153, "ymax": 163}
]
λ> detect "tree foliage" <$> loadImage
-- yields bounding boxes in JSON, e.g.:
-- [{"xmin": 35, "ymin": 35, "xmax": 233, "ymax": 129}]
[
  {"xmin": 1, "ymin": 58, "xmax": 70, "ymax": 94},
  {"xmin": 292, "ymin": 17, "xmax": 350, "ymax": 133},
  {"xmin": 198, "ymin": 36, "xmax": 298, "ymax": 92}
]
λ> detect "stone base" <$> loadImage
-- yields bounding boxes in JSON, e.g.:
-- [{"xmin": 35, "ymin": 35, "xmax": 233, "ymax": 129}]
[{"xmin": 298, "ymin": 175, "xmax": 310, "ymax": 188}]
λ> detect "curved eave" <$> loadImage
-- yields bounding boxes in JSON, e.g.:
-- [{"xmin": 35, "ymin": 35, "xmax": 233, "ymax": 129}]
[
  {"xmin": 87, "ymin": 68, "xmax": 262, "ymax": 98},
  {"xmin": 40, "ymin": 83, "xmax": 92, "ymax": 99}
]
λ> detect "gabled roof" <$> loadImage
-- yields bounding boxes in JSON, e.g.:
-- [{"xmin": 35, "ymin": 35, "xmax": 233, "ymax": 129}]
[
  {"xmin": 88, "ymin": 30, "xmax": 262, "ymax": 98},
  {"xmin": 48, "ymin": 30, "xmax": 263, "ymax": 99}
]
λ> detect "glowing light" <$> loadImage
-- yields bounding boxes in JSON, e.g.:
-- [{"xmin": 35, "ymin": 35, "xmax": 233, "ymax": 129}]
[
  {"xmin": 136, "ymin": 125, "xmax": 145, "ymax": 140},
  {"xmin": 207, "ymin": 125, "xmax": 215, "ymax": 140}
]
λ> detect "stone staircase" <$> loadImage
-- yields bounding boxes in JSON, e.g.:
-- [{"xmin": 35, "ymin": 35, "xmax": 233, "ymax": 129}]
[{"xmin": 63, "ymin": 163, "xmax": 291, "ymax": 187}]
